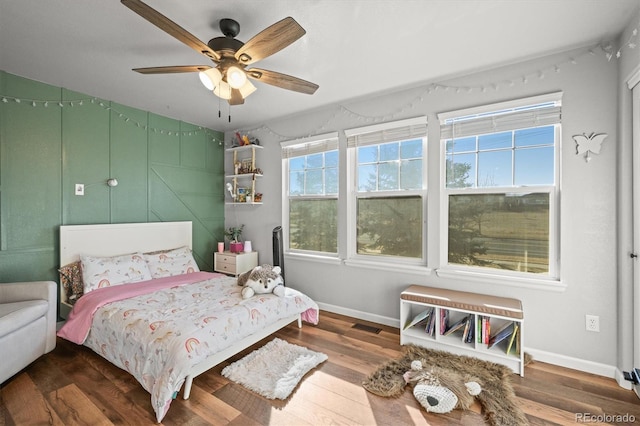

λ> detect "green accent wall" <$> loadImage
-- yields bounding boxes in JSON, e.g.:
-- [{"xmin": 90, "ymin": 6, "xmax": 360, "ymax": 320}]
[{"xmin": 0, "ymin": 71, "xmax": 225, "ymax": 286}]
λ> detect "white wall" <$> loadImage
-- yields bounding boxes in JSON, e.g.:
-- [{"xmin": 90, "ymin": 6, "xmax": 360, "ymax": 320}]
[{"xmin": 226, "ymin": 44, "xmax": 624, "ymax": 376}]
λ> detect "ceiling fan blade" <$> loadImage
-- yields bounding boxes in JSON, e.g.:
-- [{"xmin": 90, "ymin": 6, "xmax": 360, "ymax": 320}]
[
  {"xmin": 235, "ymin": 17, "xmax": 305, "ymax": 65},
  {"xmin": 133, "ymin": 65, "xmax": 212, "ymax": 74},
  {"xmin": 247, "ymin": 68, "xmax": 318, "ymax": 95},
  {"xmin": 121, "ymin": 0, "xmax": 220, "ymax": 62},
  {"xmin": 229, "ymin": 89, "xmax": 245, "ymax": 105}
]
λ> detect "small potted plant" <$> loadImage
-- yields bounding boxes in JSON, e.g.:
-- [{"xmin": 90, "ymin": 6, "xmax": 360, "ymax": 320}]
[{"xmin": 225, "ymin": 225, "xmax": 245, "ymax": 253}]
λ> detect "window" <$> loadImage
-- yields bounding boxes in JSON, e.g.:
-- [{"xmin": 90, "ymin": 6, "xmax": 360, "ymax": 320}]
[
  {"xmin": 439, "ymin": 93, "xmax": 561, "ymax": 278},
  {"xmin": 282, "ymin": 133, "xmax": 339, "ymax": 255},
  {"xmin": 346, "ymin": 117, "xmax": 427, "ymax": 262}
]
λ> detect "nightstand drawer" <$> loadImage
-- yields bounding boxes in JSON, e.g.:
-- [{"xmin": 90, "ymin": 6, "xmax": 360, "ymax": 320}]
[
  {"xmin": 213, "ymin": 251, "xmax": 258, "ymax": 277},
  {"xmin": 215, "ymin": 260, "xmax": 237, "ymax": 274},
  {"xmin": 216, "ymin": 254, "xmax": 236, "ymax": 264}
]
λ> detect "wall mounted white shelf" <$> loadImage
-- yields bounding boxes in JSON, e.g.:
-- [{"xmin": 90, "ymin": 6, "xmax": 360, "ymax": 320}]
[{"xmin": 225, "ymin": 145, "xmax": 263, "ymax": 205}]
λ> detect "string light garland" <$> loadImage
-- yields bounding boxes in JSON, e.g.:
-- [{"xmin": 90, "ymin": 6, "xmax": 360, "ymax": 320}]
[
  {"xmin": 0, "ymin": 96, "xmax": 222, "ymax": 145},
  {"xmin": 2, "ymin": 40, "xmax": 630, "ymax": 146},
  {"xmin": 236, "ymin": 42, "xmax": 621, "ymax": 143}
]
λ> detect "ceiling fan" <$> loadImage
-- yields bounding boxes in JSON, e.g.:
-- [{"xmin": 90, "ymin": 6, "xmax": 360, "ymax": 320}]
[{"xmin": 121, "ymin": 0, "xmax": 319, "ymax": 106}]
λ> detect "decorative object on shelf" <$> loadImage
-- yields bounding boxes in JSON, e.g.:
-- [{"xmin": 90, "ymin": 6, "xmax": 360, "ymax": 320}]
[
  {"xmin": 254, "ymin": 193, "xmax": 263, "ymax": 203},
  {"xmin": 225, "ymin": 225, "xmax": 245, "ymax": 253},
  {"xmin": 217, "ymin": 242, "xmax": 224, "ymax": 253},
  {"xmin": 226, "ymin": 182, "xmax": 236, "ymax": 201},
  {"xmin": 243, "ymin": 240, "xmax": 252, "ymax": 253},
  {"xmin": 237, "ymin": 188, "xmax": 247, "ymax": 203},
  {"xmin": 573, "ymin": 132, "xmax": 608, "ymax": 162},
  {"xmin": 230, "ymin": 242, "xmax": 243, "ymax": 253}
]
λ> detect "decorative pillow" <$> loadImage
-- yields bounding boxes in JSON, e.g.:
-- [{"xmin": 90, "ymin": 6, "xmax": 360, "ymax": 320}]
[
  {"xmin": 144, "ymin": 246, "xmax": 200, "ymax": 278},
  {"xmin": 81, "ymin": 252, "xmax": 153, "ymax": 293},
  {"xmin": 59, "ymin": 261, "xmax": 83, "ymax": 304}
]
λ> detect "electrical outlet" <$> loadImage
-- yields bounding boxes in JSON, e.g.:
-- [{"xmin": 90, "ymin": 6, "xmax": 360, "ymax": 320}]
[
  {"xmin": 586, "ymin": 314, "xmax": 600, "ymax": 332},
  {"xmin": 75, "ymin": 183, "xmax": 84, "ymax": 196}
]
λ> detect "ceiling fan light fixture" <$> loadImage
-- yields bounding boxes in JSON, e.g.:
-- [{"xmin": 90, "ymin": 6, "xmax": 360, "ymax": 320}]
[
  {"xmin": 213, "ymin": 80, "xmax": 233, "ymax": 100},
  {"xmin": 199, "ymin": 68, "xmax": 222, "ymax": 91},
  {"xmin": 227, "ymin": 66, "xmax": 247, "ymax": 89},
  {"xmin": 238, "ymin": 80, "xmax": 257, "ymax": 98}
]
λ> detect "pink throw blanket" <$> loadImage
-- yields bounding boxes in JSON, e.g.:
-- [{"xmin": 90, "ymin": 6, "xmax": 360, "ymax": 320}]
[{"xmin": 57, "ymin": 271, "xmax": 216, "ymax": 344}]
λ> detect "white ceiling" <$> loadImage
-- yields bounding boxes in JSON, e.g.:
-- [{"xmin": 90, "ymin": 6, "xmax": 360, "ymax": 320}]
[{"xmin": 1, "ymin": 0, "xmax": 639, "ymax": 132}]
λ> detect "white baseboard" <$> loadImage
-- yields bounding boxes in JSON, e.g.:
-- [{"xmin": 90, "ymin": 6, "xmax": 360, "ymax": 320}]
[
  {"xmin": 318, "ymin": 302, "xmax": 633, "ymax": 390},
  {"xmin": 317, "ymin": 302, "xmax": 399, "ymax": 328}
]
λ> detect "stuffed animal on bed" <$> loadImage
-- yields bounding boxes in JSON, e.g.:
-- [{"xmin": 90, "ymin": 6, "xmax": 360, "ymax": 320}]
[
  {"xmin": 237, "ymin": 264, "xmax": 285, "ymax": 299},
  {"xmin": 403, "ymin": 360, "xmax": 482, "ymax": 414}
]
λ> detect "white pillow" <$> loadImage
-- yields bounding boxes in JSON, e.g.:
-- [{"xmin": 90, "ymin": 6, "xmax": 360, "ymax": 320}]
[
  {"xmin": 81, "ymin": 252, "xmax": 153, "ymax": 293},
  {"xmin": 144, "ymin": 246, "xmax": 200, "ymax": 278}
]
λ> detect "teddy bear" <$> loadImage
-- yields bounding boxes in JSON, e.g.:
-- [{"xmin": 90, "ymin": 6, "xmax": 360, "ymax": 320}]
[
  {"xmin": 237, "ymin": 264, "xmax": 285, "ymax": 299},
  {"xmin": 403, "ymin": 359, "xmax": 482, "ymax": 414}
]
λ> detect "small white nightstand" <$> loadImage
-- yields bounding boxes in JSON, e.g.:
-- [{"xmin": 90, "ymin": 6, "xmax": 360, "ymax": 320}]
[{"xmin": 214, "ymin": 251, "xmax": 258, "ymax": 276}]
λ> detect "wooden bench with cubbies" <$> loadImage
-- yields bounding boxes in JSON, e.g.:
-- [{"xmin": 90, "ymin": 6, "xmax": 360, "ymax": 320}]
[{"xmin": 400, "ymin": 284, "xmax": 524, "ymax": 376}]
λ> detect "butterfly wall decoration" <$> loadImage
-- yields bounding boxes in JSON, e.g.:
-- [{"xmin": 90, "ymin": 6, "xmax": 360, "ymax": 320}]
[{"xmin": 573, "ymin": 132, "xmax": 608, "ymax": 162}]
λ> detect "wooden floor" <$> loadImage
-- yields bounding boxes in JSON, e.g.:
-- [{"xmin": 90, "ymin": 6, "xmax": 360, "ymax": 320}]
[{"xmin": 1, "ymin": 311, "xmax": 639, "ymax": 425}]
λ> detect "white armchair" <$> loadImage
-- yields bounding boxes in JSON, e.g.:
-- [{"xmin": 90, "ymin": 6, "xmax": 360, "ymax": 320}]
[{"xmin": 0, "ymin": 281, "xmax": 57, "ymax": 385}]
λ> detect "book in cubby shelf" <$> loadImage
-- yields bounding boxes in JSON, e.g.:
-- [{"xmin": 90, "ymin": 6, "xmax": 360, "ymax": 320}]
[
  {"xmin": 487, "ymin": 321, "xmax": 519, "ymax": 353},
  {"xmin": 443, "ymin": 313, "xmax": 475, "ymax": 343},
  {"xmin": 404, "ymin": 307, "xmax": 434, "ymax": 330}
]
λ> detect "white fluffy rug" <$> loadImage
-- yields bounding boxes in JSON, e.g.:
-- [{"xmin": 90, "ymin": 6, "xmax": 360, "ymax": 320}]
[{"xmin": 221, "ymin": 337, "xmax": 328, "ymax": 399}]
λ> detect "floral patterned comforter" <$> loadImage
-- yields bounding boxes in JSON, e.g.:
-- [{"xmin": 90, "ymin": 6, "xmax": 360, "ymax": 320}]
[{"xmin": 58, "ymin": 272, "xmax": 319, "ymax": 422}]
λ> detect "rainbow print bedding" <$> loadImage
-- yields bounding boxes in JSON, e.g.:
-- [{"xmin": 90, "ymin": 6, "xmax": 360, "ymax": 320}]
[{"xmin": 57, "ymin": 271, "xmax": 319, "ymax": 422}]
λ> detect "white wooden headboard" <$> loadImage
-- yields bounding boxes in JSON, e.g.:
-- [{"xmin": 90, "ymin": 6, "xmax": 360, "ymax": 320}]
[
  {"xmin": 60, "ymin": 221, "xmax": 193, "ymax": 266},
  {"xmin": 59, "ymin": 221, "xmax": 193, "ymax": 317}
]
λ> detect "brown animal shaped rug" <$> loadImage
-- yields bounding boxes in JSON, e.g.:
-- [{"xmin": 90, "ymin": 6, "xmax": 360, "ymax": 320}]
[{"xmin": 362, "ymin": 345, "xmax": 529, "ymax": 426}]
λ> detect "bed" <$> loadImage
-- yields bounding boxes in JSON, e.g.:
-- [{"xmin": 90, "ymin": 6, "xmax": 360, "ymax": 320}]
[{"xmin": 56, "ymin": 221, "xmax": 319, "ymax": 422}]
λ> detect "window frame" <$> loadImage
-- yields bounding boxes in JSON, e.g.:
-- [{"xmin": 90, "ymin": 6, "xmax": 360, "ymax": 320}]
[
  {"xmin": 281, "ymin": 132, "xmax": 340, "ymax": 258},
  {"xmin": 437, "ymin": 93, "xmax": 562, "ymax": 283},
  {"xmin": 345, "ymin": 116, "xmax": 429, "ymax": 267}
]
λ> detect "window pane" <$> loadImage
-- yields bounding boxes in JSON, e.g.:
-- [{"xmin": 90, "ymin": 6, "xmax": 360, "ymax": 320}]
[
  {"xmin": 289, "ymin": 170, "xmax": 304, "ymax": 195},
  {"xmin": 515, "ymin": 126, "xmax": 554, "ymax": 147},
  {"xmin": 306, "ymin": 153, "xmax": 323, "ymax": 169},
  {"xmin": 447, "ymin": 136, "xmax": 476, "ymax": 154},
  {"xmin": 326, "ymin": 167, "xmax": 338, "ymax": 194},
  {"xmin": 478, "ymin": 131, "xmax": 512, "ymax": 150},
  {"xmin": 325, "ymin": 150, "xmax": 338, "ymax": 167},
  {"xmin": 358, "ymin": 164, "xmax": 377, "ymax": 191},
  {"xmin": 400, "ymin": 159, "xmax": 422, "ymax": 190},
  {"xmin": 289, "ymin": 157, "xmax": 305, "ymax": 171},
  {"xmin": 448, "ymin": 193, "xmax": 549, "ymax": 273},
  {"xmin": 446, "ymin": 153, "xmax": 475, "ymax": 188},
  {"xmin": 515, "ymin": 147, "xmax": 554, "ymax": 185},
  {"xmin": 289, "ymin": 199, "xmax": 338, "ymax": 253},
  {"xmin": 401, "ymin": 139, "xmax": 422, "ymax": 159},
  {"xmin": 358, "ymin": 145, "xmax": 378, "ymax": 163},
  {"xmin": 380, "ymin": 142, "xmax": 399, "ymax": 161},
  {"xmin": 378, "ymin": 162, "xmax": 399, "ymax": 190},
  {"xmin": 478, "ymin": 150, "xmax": 512, "ymax": 187},
  {"xmin": 357, "ymin": 196, "xmax": 422, "ymax": 258},
  {"xmin": 305, "ymin": 170, "xmax": 323, "ymax": 194}
]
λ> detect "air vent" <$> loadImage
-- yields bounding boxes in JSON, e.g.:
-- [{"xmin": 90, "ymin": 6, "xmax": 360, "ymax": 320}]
[{"xmin": 352, "ymin": 323, "xmax": 382, "ymax": 334}]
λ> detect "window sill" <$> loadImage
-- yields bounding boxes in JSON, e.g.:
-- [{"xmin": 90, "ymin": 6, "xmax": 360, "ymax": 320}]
[
  {"xmin": 284, "ymin": 252, "xmax": 342, "ymax": 265},
  {"xmin": 344, "ymin": 258, "xmax": 431, "ymax": 275},
  {"xmin": 435, "ymin": 267, "xmax": 566, "ymax": 292}
]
